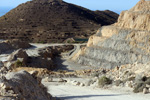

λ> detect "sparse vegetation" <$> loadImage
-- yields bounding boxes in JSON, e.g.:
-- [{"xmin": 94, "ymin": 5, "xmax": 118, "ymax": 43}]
[
  {"xmin": 115, "ymin": 80, "xmax": 123, "ymax": 86},
  {"xmin": 38, "ymin": 41, "xmax": 45, "ymax": 44},
  {"xmin": 133, "ymin": 82, "xmax": 145, "ymax": 93},
  {"xmin": 133, "ymin": 76, "xmax": 150, "ymax": 93},
  {"xmin": 14, "ymin": 60, "xmax": 23, "ymax": 67},
  {"xmin": 98, "ymin": 76, "xmax": 112, "ymax": 87},
  {"xmin": 0, "ymin": 0, "xmax": 118, "ymax": 43},
  {"xmin": 91, "ymin": 72, "xmax": 100, "ymax": 77}
]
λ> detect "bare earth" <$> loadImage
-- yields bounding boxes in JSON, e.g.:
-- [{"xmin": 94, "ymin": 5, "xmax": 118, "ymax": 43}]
[
  {"xmin": 1, "ymin": 43, "xmax": 150, "ymax": 100},
  {"xmin": 43, "ymin": 81, "xmax": 150, "ymax": 100}
]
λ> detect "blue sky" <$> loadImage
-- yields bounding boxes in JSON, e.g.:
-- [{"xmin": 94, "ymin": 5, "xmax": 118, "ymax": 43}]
[{"xmin": 0, "ymin": 0, "xmax": 139, "ymax": 14}]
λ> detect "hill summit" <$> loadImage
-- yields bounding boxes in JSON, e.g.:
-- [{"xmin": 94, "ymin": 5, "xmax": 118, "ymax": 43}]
[{"xmin": 0, "ymin": 0, "xmax": 118, "ymax": 43}]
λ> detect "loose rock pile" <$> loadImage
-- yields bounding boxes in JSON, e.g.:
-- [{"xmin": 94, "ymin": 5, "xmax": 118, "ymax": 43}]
[{"xmin": 85, "ymin": 62, "xmax": 150, "ymax": 94}]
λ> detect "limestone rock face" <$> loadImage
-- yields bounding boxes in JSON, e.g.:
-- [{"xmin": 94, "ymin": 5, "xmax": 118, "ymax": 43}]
[
  {"xmin": 116, "ymin": 0, "xmax": 150, "ymax": 31},
  {"xmin": 73, "ymin": 0, "xmax": 150, "ymax": 69},
  {"xmin": 0, "ymin": 70, "xmax": 53, "ymax": 100}
]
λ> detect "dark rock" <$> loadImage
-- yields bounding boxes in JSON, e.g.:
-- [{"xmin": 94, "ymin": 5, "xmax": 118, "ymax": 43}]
[{"xmin": 0, "ymin": 39, "xmax": 31, "ymax": 54}]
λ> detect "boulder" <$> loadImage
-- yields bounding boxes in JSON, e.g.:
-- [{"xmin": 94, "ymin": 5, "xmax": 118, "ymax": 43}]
[
  {"xmin": 38, "ymin": 47, "xmax": 54, "ymax": 59},
  {"xmin": 4, "ymin": 49, "xmax": 29, "ymax": 70},
  {"xmin": 0, "ymin": 70, "xmax": 54, "ymax": 100},
  {"xmin": 143, "ymin": 88, "xmax": 149, "ymax": 94}
]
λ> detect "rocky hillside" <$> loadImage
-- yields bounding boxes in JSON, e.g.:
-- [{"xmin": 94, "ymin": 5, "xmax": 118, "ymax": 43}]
[
  {"xmin": 73, "ymin": 0, "xmax": 150, "ymax": 69},
  {"xmin": 0, "ymin": 0, "xmax": 118, "ymax": 43}
]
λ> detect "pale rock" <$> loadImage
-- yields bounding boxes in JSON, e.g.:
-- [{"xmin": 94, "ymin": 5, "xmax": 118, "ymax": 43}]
[
  {"xmin": 43, "ymin": 77, "xmax": 53, "ymax": 82},
  {"xmin": 73, "ymin": 0, "xmax": 150, "ymax": 70},
  {"xmin": 146, "ymin": 84, "xmax": 150, "ymax": 88},
  {"xmin": 70, "ymin": 80, "xmax": 80, "ymax": 86},
  {"xmin": 58, "ymin": 78, "xmax": 67, "ymax": 82},
  {"xmin": 143, "ymin": 88, "xmax": 149, "ymax": 94},
  {"xmin": 80, "ymin": 83, "xmax": 85, "ymax": 87},
  {"xmin": 125, "ymin": 81, "xmax": 134, "ymax": 88},
  {"xmin": 0, "ymin": 70, "xmax": 54, "ymax": 100}
]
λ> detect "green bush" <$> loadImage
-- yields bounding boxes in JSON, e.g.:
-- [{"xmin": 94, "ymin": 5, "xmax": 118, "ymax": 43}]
[
  {"xmin": 133, "ymin": 82, "xmax": 145, "ymax": 93},
  {"xmin": 91, "ymin": 72, "xmax": 99, "ymax": 77},
  {"xmin": 115, "ymin": 80, "xmax": 123, "ymax": 86},
  {"xmin": 14, "ymin": 60, "xmax": 23, "ymax": 67},
  {"xmin": 133, "ymin": 76, "xmax": 150, "ymax": 93},
  {"xmin": 38, "ymin": 41, "xmax": 45, "ymax": 44},
  {"xmin": 98, "ymin": 76, "xmax": 112, "ymax": 87}
]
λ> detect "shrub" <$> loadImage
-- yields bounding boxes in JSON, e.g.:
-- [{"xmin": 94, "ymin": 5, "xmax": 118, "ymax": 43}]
[
  {"xmin": 145, "ymin": 77, "xmax": 150, "ymax": 85},
  {"xmin": 115, "ymin": 80, "xmax": 123, "ymax": 86},
  {"xmin": 98, "ymin": 76, "xmax": 112, "ymax": 87},
  {"xmin": 133, "ymin": 82, "xmax": 145, "ymax": 93},
  {"xmin": 91, "ymin": 72, "xmax": 99, "ymax": 77},
  {"xmin": 87, "ymin": 79, "xmax": 94, "ymax": 86},
  {"xmin": 14, "ymin": 60, "xmax": 23, "ymax": 67},
  {"xmin": 133, "ymin": 76, "xmax": 150, "ymax": 93},
  {"xmin": 38, "ymin": 41, "xmax": 45, "ymax": 44}
]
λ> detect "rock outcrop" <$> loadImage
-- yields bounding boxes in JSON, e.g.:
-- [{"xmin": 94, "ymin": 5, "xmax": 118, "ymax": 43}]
[
  {"xmin": 3, "ymin": 45, "xmax": 74, "ymax": 70},
  {"xmin": 0, "ymin": 70, "xmax": 53, "ymax": 100},
  {"xmin": 73, "ymin": 0, "xmax": 150, "ymax": 69},
  {"xmin": 0, "ymin": 39, "xmax": 31, "ymax": 54},
  {"xmin": 0, "ymin": 0, "xmax": 118, "ymax": 43},
  {"xmin": 4, "ymin": 49, "xmax": 56, "ymax": 70}
]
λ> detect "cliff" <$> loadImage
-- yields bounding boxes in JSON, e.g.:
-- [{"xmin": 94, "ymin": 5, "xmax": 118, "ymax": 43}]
[{"xmin": 73, "ymin": 0, "xmax": 150, "ymax": 69}]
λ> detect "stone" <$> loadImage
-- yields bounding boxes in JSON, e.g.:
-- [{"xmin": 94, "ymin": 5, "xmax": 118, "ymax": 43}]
[
  {"xmin": 125, "ymin": 81, "xmax": 134, "ymax": 88},
  {"xmin": 80, "ymin": 83, "xmax": 85, "ymax": 87},
  {"xmin": 70, "ymin": 80, "xmax": 80, "ymax": 86},
  {"xmin": 29, "ymin": 70, "xmax": 38, "ymax": 77},
  {"xmin": 58, "ymin": 78, "xmax": 67, "ymax": 82},
  {"xmin": 4, "ymin": 49, "xmax": 29, "ymax": 70},
  {"xmin": 0, "ymin": 70, "xmax": 54, "ymax": 100},
  {"xmin": 143, "ymin": 88, "xmax": 149, "ymax": 94},
  {"xmin": 44, "ymin": 77, "xmax": 53, "ymax": 82},
  {"xmin": 76, "ymin": 82, "xmax": 81, "ymax": 86},
  {"xmin": 146, "ymin": 84, "xmax": 150, "ymax": 88}
]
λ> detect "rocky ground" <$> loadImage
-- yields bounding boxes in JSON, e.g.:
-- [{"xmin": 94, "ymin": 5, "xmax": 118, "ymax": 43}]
[
  {"xmin": 0, "ymin": 39, "xmax": 150, "ymax": 100},
  {"xmin": 0, "ymin": 39, "xmax": 76, "ymax": 100}
]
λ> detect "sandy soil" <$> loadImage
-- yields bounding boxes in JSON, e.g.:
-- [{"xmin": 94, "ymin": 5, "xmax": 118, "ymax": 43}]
[
  {"xmin": 54, "ymin": 57, "xmax": 93, "ymax": 71},
  {"xmin": 43, "ymin": 81, "xmax": 150, "ymax": 100}
]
